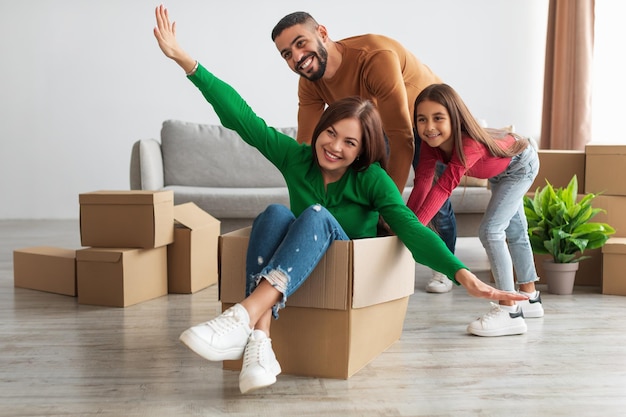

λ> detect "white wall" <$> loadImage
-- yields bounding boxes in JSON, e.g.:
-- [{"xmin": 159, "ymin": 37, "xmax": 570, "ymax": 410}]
[{"xmin": 0, "ymin": 0, "xmax": 549, "ymax": 219}]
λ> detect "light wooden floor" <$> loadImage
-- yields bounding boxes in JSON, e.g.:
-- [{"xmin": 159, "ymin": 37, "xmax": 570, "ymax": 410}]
[{"xmin": 2, "ymin": 219, "xmax": 626, "ymax": 417}]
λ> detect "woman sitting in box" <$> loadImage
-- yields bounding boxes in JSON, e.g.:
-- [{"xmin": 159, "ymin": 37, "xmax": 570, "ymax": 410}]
[{"xmin": 153, "ymin": 4, "xmax": 526, "ymax": 394}]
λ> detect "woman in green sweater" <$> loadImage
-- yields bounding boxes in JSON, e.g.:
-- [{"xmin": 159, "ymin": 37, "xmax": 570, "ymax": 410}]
[{"xmin": 153, "ymin": 5, "xmax": 527, "ymax": 394}]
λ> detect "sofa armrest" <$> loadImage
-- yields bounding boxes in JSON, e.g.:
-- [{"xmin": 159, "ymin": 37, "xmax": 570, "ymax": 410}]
[{"xmin": 129, "ymin": 139, "xmax": 164, "ymax": 190}]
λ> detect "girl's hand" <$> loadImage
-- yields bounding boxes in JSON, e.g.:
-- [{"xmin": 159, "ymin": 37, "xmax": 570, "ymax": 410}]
[
  {"xmin": 455, "ymin": 269, "xmax": 529, "ymax": 301},
  {"xmin": 153, "ymin": 4, "xmax": 196, "ymax": 73}
]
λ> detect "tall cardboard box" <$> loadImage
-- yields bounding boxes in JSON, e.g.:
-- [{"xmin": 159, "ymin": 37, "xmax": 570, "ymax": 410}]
[
  {"xmin": 79, "ymin": 190, "xmax": 174, "ymax": 249},
  {"xmin": 530, "ymin": 150, "xmax": 586, "ymax": 193},
  {"xmin": 602, "ymin": 238, "xmax": 626, "ymax": 296},
  {"xmin": 13, "ymin": 246, "xmax": 77, "ymax": 296},
  {"xmin": 76, "ymin": 246, "xmax": 167, "ymax": 307},
  {"xmin": 168, "ymin": 202, "xmax": 221, "ymax": 294},
  {"xmin": 219, "ymin": 227, "xmax": 415, "ymax": 379},
  {"xmin": 585, "ymin": 144, "xmax": 626, "ymax": 196}
]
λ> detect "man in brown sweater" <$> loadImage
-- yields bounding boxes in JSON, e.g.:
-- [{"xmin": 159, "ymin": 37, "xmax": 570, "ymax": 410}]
[{"xmin": 271, "ymin": 11, "xmax": 457, "ymax": 293}]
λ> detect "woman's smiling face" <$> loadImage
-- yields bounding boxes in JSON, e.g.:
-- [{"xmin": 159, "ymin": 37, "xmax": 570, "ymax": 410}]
[{"xmin": 314, "ymin": 117, "xmax": 362, "ymax": 183}]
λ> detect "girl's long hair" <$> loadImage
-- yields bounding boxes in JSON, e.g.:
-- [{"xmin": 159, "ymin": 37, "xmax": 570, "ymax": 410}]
[
  {"xmin": 311, "ymin": 96, "xmax": 388, "ymax": 172},
  {"xmin": 414, "ymin": 83, "xmax": 529, "ymax": 168}
]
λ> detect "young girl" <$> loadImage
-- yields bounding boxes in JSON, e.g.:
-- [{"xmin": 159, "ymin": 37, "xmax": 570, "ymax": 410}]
[
  {"xmin": 153, "ymin": 5, "xmax": 527, "ymax": 393},
  {"xmin": 406, "ymin": 83, "xmax": 543, "ymax": 338}
]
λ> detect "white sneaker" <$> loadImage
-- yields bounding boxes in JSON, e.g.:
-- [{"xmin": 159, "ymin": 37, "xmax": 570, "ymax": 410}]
[
  {"xmin": 426, "ymin": 271, "xmax": 453, "ymax": 293},
  {"xmin": 239, "ymin": 330, "xmax": 282, "ymax": 394},
  {"xmin": 179, "ymin": 304, "xmax": 252, "ymax": 361},
  {"xmin": 467, "ymin": 302, "xmax": 527, "ymax": 337},
  {"xmin": 518, "ymin": 291, "xmax": 544, "ymax": 318}
]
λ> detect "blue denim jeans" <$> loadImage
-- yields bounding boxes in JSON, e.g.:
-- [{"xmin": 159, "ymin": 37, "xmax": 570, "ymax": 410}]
[
  {"xmin": 245, "ymin": 204, "xmax": 349, "ymax": 318},
  {"xmin": 412, "ymin": 134, "xmax": 457, "ymax": 253},
  {"xmin": 480, "ymin": 145, "xmax": 540, "ymax": 292}
]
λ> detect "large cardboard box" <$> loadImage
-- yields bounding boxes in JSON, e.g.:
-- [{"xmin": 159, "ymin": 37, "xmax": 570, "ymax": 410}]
[
  {"xmin": 76, "ymin": 246, "xmax": 167, "ymax": 307},
  {"xmin": 220, "ymin": 227, "xmax": 415, "ymax": 379},
  {"xmin": 13, "ymin": 246, "xmax": 77, "ymax": 296},
  {"xmin": 530, "ymin": 150, "xmax": 585, "ymax": 193},
  {"xmin": 602, "ymin": 238, "xmax": 626, "ymax": 295},
  {"xmin": 585, "ymin": 144, "xmax": 626, "ymax": 196},
  {"xmin": 79, "ymin": 190, "xmax": 174, "ymax": 249},
  {"xmin": 168, "ymin": 202, "xmax": 221, "ymax": 294}
]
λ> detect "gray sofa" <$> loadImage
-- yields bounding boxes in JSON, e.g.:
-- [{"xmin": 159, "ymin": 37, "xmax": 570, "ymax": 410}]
[{"xmin": 130, "ymin": 119, "xmax": 491, "ymax": 235}]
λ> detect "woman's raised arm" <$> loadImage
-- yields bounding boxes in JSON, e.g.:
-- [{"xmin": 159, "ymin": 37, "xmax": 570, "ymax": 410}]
[{"xmin": 153, "ymin": 4, "xmax": 197, "ymax": 74}]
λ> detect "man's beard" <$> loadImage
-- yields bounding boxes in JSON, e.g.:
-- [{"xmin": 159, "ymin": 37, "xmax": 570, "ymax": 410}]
[{"xmin": 298, "ymin": 41, "xmax": 328, "ymax": 81}]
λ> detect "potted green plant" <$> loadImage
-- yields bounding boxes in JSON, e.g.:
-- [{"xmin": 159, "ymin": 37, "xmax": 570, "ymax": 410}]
[{"xmin": 523, "ymin": 175, "xmax": 615, "ymax": 294}]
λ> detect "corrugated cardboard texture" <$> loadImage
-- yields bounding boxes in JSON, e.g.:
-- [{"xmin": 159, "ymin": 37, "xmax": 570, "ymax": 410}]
[
  {"xmin": 602, "ymin": 238, "xmax": 626, "ymax": 295},
  {"xmin": 530, "ymin": 150, "xmax": 585, "ymax": 193},
  {"xmin": 76, "ymin": 246, "xmax": 167, "ymax": 307},
  {"xmin": 223, "ymin": 297, "xmax": 410, "ymax": 379},
  {"xmin": 168, "ymin": 203, "xmax": 220, "ymax": 294},
  {"xmin": 219, "ymin": 227, "xmax": 414, "ymax": 310},
  {"xmin": 79, "ymin": 190, "xmax": 174, "ymax": 249},
  {"xmin": 13, "ymin": 246, "xmax": 77, "ymax": 296},
  {"xmin": 585, "ymin": 145, "xmax": 626, "ymax": 196}
]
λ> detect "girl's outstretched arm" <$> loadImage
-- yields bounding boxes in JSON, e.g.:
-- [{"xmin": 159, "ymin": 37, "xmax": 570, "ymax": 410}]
[{"xmin": 153, "ymin": 4, "xmax": 197, "ymax": 74}]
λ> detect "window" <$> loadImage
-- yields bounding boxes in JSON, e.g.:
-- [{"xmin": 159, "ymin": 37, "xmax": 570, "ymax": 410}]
[{"xmin": 591, "ymin": 1, "xmax": 626, "ymax": 144}]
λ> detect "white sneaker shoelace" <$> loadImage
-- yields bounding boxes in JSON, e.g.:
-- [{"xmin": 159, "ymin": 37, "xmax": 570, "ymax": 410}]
[
  {"xmin": 243, "ymin": 337, "xmax": 272, "ymax": 368},
  {"xmin": 206, "ymin": 307, "xmax": 246, "ymax": 335},
  {"xmin": 479, "ymin": 302, "xmax": 506, "ymax": 322}
]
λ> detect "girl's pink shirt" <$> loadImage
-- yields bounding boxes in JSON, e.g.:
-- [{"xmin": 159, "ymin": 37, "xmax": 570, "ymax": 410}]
[{"xmin": 408, "ymin": 134, "xmax": 515, "ymax": 224}]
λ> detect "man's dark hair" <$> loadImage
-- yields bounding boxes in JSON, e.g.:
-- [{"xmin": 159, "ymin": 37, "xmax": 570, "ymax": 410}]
[{"xmin": 271, "ymin": 11, "xmax": 318, "ymax": 41}]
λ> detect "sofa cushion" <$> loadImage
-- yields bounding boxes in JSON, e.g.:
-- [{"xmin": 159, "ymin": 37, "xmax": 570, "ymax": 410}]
[
  {"xmin": 164, "ymin": 185, "xmax": 290, "ymax": 218},
  {"xmin": 160, "ymin": 120, "xmax": 297, "ymax": 188}
]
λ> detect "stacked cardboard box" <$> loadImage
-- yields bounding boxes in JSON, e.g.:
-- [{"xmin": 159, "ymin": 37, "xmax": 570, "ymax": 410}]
[
  {"xmin": 168, "ymin": 202, "xmax": 221, "ymax": 294},
  {"xmin": 13, "ymin": 247, "xmax": 77, "ymax": 296},
  {"xmin": 219, "ymin": 227, "xmax": 415, "ymax": 379},
  {"xmin": 586, "ymin": 145, "xmax": 626, "ymax": 295},
  {"xmin": 76, "ymin": 190, "xmax": 174, "ymax": 307},
  {"xmin": 13, "ymin": 191, "xmax": 221, "ymax": 307}
]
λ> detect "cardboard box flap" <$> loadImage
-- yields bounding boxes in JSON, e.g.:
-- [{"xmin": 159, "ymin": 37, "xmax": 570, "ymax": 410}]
[
  {"xmin": 352, "ymin": 236, "xmax": 415, "ymax": 308},
  {"xmin": 585, "ymin": 144, "xmax": 626, "ymax": 155},
  {"xmin": 219, "ymin": 227, "xmax": 352, "ymax": 310},
  {"xmin": 79, "ymin": 190, "xmax": 173, "ymax": 205},
  {"xmin": 602, "ymin": 237, "xmax": 626, "ymax": 254},
  {"xmin": 76, "ymin": 248, "xmax": 125, "ymax": 263},
  {"xmin": 174, "ymin": 202, "xmax": 219, "ymax": 230},
  {"xmin": 16, "ymin": 246, "xmax": 76, "ymax": 259},
  {"xmin": 285, "ymin": 240, "xmax": 351, "ymax": 310}
]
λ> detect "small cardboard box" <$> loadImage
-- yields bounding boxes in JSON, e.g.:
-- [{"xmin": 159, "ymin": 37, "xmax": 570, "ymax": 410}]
[
  {"xmin": 590, "ymin": 195, "xmax": 626, "ymax": 237},
  {"xmin": 585, "ymin": 144, "xmax": 626, "ymax": 196},
  {"xmin": 168, "ymin": 202, "xmax": 221, "ymax": 294},
  {"xmin": 530, "ymin": 150, "xmax": 586, "ymax": 193},
  {"xmin": 76, "ymin": 246, "xmax": 167, "ymax": 307},
  {"xmin": 220, "ymin": 227, "xmax": 415, "ymax": 379},
  {"xmin": 79, "ymin": 190, "xmax": 174, "ymax": 249},
  {"xmin": 602, "ymin": 237, "xmax": 626, "ymax": 295},
  {"xmin": 13, "ymin": 246, "xmax": 77, "ymax": 296}
]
